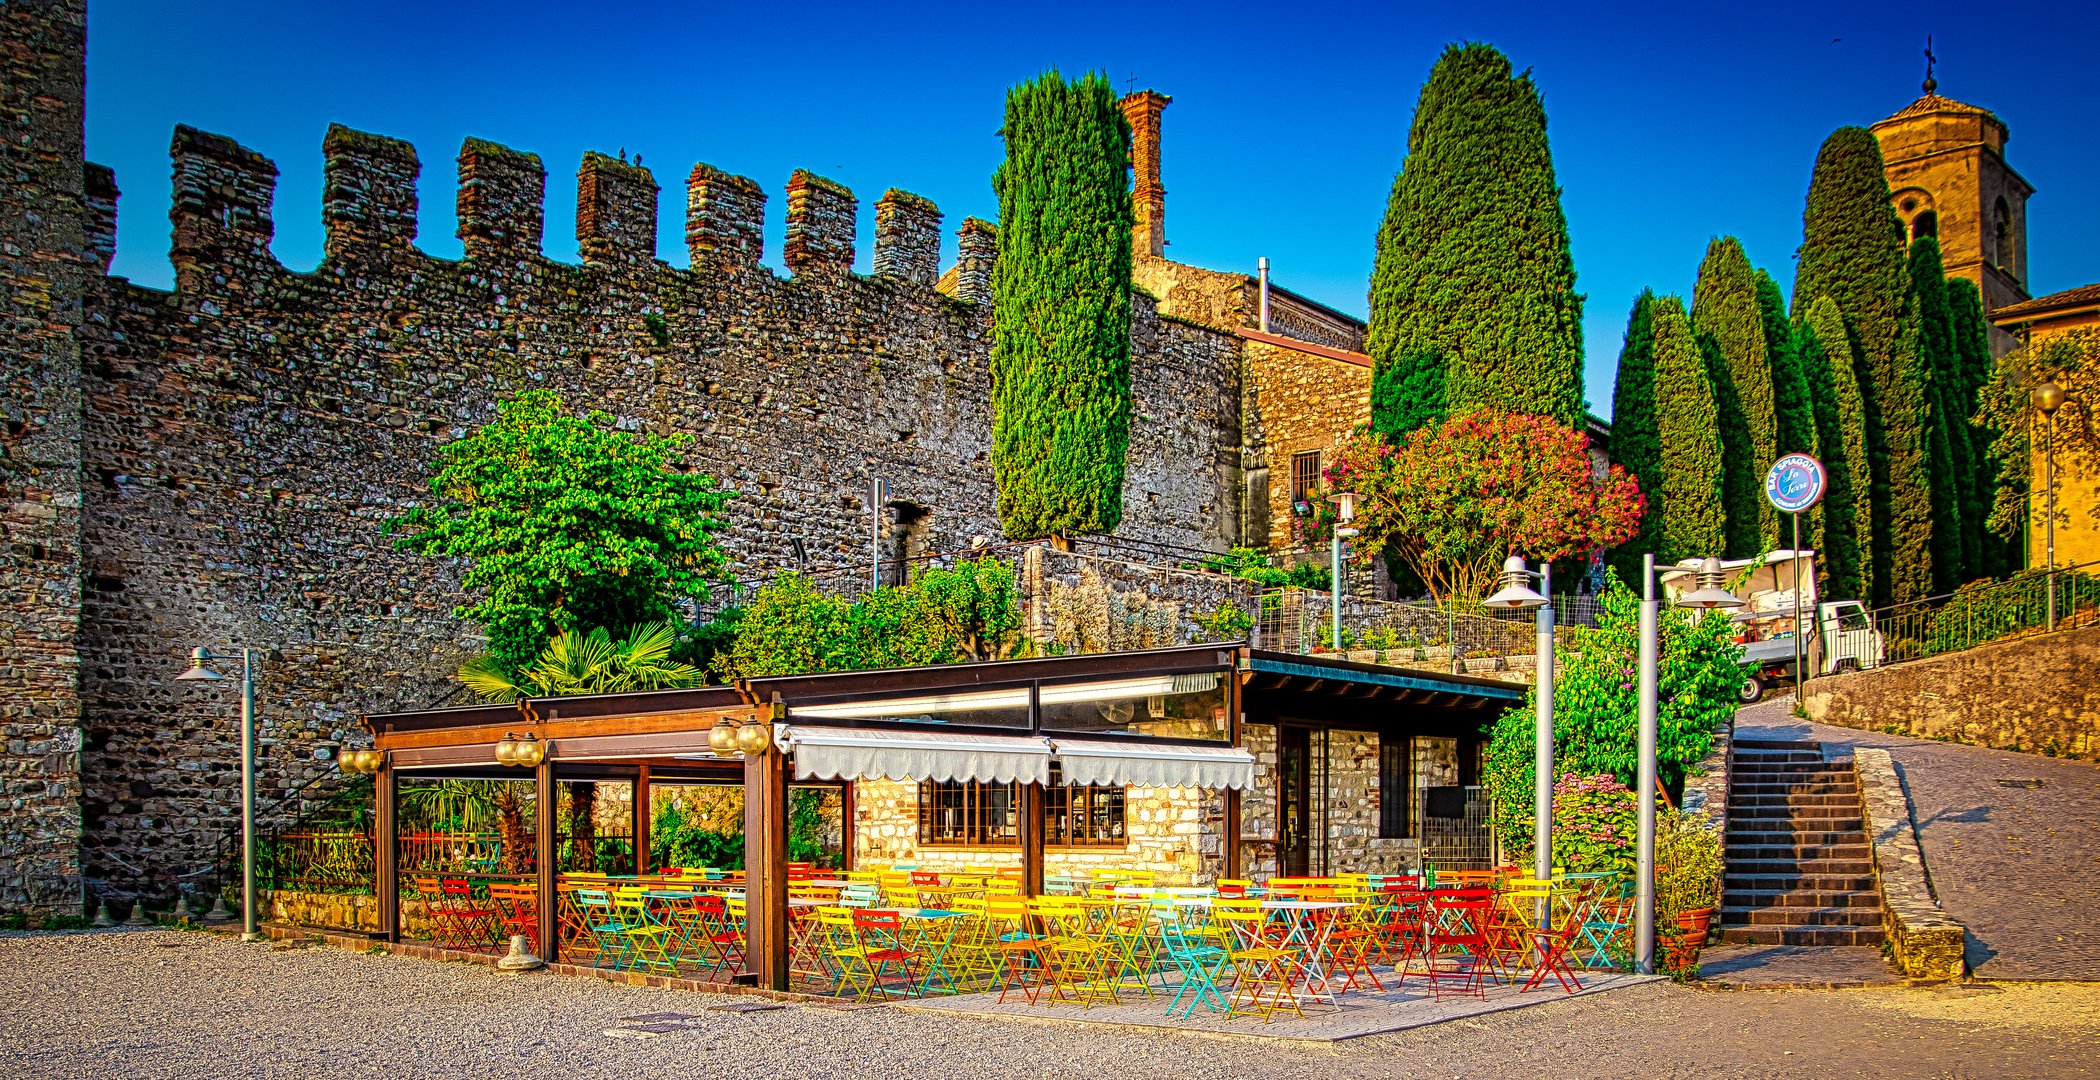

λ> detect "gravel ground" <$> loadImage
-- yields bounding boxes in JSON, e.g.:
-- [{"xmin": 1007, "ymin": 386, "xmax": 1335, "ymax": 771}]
[{"xmin": 4, "ymin": 930, "xmax": 2098, "ymax": 1079}]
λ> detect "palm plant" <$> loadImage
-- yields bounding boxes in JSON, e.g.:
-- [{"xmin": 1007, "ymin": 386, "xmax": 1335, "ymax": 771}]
[{"xmin": 458, "ymin": 620, "xmax": 704, "ymax": 703}]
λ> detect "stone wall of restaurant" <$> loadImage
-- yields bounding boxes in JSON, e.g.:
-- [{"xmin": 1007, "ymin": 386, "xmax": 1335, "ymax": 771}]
[
  {"xmin": 0, "ymin": 0, "xmax": 89, "ymax": 918},
  {"xmin": 850, "ymin": 778, "xmax": 1223, "ymax": 883},
  {"xmin": 1801, "ymin": 624, "xmax": 2100, "ymax": 760},
  {"xmin": 63, "ymin": 117, "xmax": 1244, "ymax": 907}
]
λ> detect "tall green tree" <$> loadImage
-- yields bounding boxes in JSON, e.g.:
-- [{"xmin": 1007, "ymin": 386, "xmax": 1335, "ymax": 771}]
[
  {"xmin": 1651, "ymin": 297, "xmax": 1728, "ymax": 560},
  {"xmin": 386, "ymin": 390, "xmax": 735, "ymax": 675},
  {"xmin": 1607, "ymin": 291, "xmax": 1663, "ymax": 583},
  {"xmin": 1365, "ymin": 42, "xmax": 1584, "ymax": 432},
  {"xmin": 1791, "ymin": 127, "xmax": 1932, "ymax": 605},
  {"xmin": 1906, "ymin": 238, "xmax": 1979, "ymax": 589},
  {"xmin": 1948, "ymin": 278, "xmax": 2008, "ymax": 576},
  {"xmin": 1693, "ymin": 237, "xmax": 1776, "ymax": 554},
  {"xmin": 990, "ymin": 70, "xmax": 1134, "ymax": 539},
  {"xmin": 1758, "ymin": 269, "xmax": 1817, "ymax": 459},
  {"xmin": 1798, "ymin": 297, "xmax": 1866, "ymax": 602}
]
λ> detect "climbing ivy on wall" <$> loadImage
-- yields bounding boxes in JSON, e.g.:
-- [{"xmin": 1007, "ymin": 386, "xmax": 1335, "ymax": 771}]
[{"xmin": 989, "ymin": 71, "xmax": 1135, "ymax": 540}]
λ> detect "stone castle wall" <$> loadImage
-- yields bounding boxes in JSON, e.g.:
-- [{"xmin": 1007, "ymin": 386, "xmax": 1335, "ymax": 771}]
[
  {"xmin": 61, "ymin": 118, "xmax": 1241, "ymax": 904},
  {"xmin": 0, "ymin": 0, "xmax": 89, "ymax": 917}
]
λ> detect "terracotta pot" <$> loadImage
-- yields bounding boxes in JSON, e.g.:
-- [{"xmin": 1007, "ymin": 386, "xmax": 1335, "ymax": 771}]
[{"xmin": 1666, "ymin": 906, "xmax": 1714, "ymax": 967}]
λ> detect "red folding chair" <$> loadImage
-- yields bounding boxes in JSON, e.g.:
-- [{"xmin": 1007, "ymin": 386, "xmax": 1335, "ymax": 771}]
[
  {"xmin": 1520, "ymin": 918, "xmax": 1586, "ymax": 994},
  {"xmin": 1422, "ymin": 892, "xmax": 1499, "ymax": 999},
  {"xmin": 852, "ymin": 909, "xmax": 921, "ymax": 1000},
  {"xmin": 440, "ymin": 877, "xmax": 501, "ymax": 951}
]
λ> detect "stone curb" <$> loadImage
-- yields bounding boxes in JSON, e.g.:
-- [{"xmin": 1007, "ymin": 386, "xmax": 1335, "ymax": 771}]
[{"xmin": 1855, "ymin": 748, "xmax": 1967, "ymax": 982}]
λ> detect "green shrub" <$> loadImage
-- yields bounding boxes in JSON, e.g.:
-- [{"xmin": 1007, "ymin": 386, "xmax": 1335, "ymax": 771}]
[
  {"xmin": 1191, "ymin": 600, "xmax": 1253, "ymax": 642},
  {"xmin": 1548, "ymin": 773, "xmax": 1637, "ymax": 877}
]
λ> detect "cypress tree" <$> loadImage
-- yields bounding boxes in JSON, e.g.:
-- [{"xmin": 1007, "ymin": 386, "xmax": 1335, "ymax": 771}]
[
  {"xmin": 1366, "ymin": 42, "xmax": 1584, "ymax": 432},
  {"xmin": 1797, "ymin": 299, "xmax": 1865, "ymax": 602},
  {"xmin": 1651, "ymin": 297, "xmax": 1727, "ymax": 560},
  {"xmin": 989, "ymin": 71, "xmax": 1135, "ymax": 540},
  {"xmin": 1607, "ymin": 291, "xmax": 1663, "ymax": 583},
  {"xmin": 1792, "ymin": 127, "xmax": 1932, "ymax": 605},
  {"xmin": 1948, "ymin": 279, "xmax": 2008, "ymax": 576},
  {"xmin": 1692, "ymin": 237, "xmax": 1775, "ymax": 555},
  {"xmin": 1906, "ymin": 238, "xmax": 1978, "ymax": 589},
  {"xmin": 1759, "ymin": 269, "xmax": 1817, "ymax": 458}
]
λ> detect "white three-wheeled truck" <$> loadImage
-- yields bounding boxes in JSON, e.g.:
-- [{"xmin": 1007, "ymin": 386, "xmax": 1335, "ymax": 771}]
[{"xmin": 1659, "ymin": 549, "xmax": 1885, "ymax": 703}]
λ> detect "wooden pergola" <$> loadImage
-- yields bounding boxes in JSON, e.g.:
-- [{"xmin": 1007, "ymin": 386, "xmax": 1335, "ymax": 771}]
[{"xmin": 363, "ymin": 644, "xmax": 1259, "ymax": 989}]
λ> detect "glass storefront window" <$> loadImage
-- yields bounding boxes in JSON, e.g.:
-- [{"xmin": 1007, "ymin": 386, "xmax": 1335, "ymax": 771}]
[{"xmin": 1036, "ymin": 671, "xmax": 1229, "ymax": 742}]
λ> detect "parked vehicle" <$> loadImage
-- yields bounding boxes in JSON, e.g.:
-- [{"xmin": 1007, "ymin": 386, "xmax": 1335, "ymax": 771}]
[{"xmin": 1659, "ymin": 549, "xmax": 1885, "ymax": 702}]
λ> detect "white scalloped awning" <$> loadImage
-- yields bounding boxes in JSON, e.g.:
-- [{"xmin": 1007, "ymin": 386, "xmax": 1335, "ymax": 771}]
[
  {"xmin": 1051, "ymin": 738, "xmax": 1255, "ymax": 791},
  {"xmin": 781, "ymin": 726, "xmax": 1053, "ymax": 785}
]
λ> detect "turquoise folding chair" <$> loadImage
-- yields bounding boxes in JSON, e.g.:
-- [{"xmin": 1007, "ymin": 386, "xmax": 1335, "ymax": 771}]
[
  {"xmin": 575, "ymin": 888, "xmax": 626, "ymax": 968},
  {"xmin": 1577, "ymin": 879, "xmax": 1633, "ymax": 969},
  {"xmin": 1157, "ymin": 920, "xmax": 1232, "ymax": 1018}
]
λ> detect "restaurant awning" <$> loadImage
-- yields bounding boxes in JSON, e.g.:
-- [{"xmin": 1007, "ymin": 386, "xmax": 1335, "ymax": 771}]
[
  {"xmin": 779, "ymin": 726, "xmax": 1053, "ymax": 785},
  {"xmin": 1049, "ymin": 738, "xmax": 1255, "ymax": 791}
]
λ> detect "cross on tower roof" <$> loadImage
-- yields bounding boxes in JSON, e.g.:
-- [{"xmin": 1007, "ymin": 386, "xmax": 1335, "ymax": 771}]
[{"xmin": 1923, "ymin": 35, "xmax": 1938, "ymax": 95}]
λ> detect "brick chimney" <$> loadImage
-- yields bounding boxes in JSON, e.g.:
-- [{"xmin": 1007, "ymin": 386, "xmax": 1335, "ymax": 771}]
[{"xmin": 1119, "ymin": 89, "xmax": 1170, "ymax": 259}]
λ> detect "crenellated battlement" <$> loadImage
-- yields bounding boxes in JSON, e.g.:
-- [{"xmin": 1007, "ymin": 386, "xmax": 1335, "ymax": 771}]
[
  {"xmin": 576, "ymin": 151, "xmax": 658, "ymax": 267},
  {"xmin": 107, "ymin": 122, "xmax": 996, "ymax": 296}
]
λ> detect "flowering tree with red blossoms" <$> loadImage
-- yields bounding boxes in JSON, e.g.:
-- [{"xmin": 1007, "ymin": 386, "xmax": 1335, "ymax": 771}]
[{"xmin": 1317, "ymin": 410, "xmax": 1645, "ymax": 606}]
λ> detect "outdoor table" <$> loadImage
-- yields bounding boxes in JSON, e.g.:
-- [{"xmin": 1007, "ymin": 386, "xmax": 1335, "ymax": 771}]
[
  {"xmin": 1258, "ymin": 899, "xmax": 1355, "ymax": 1005},
  {"xmin": 886, "ymin": 908, "xmax": 968, "ymax": 997}
]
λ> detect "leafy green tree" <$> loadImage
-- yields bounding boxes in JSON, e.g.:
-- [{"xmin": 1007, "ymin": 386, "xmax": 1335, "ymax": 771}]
[
  {"xmin": 1365, "ymin": 42, "xmax": 1584, "ymax": 432},
  {"xmin": 1483, "ymin": 569, "xmax": 1744, "ymax": 852},
  {"xmin": 1607, "ymin": 291, "xmax": 1663, "ymax": 584},
  {"xmin": 1758, "ymin": 269, "xmax": 1817, "ymax": 459},
  {"xmin": 1791, "ymin": 127, "xmax": 1931, "ymax": 605},
  {"xmin": 1693, "ymin": 238, "xmax": 1776, "ymax": 554},
  {"xmin": 1651, "ymin": 297, "xmax": 1728, "ymax": 561},
  {"xmin": 1798, "ymin": 298, "xmax": 1867, "ymax": 601},
  {"xmin": 1977, "ymin": 329, "xmax": 2099, "ymax": 547},
  {"xmin": 1948, "ymin": 277, "xmax": 2005, "ymax": 576},
  {"xmin": 990, "ymin": 71, "xmax": 1135, "ymax": 539},
  {"xmin": 713, "ymin": 559, "xmax": 1025, "ymax": 680},
  {"xmin": 458, "ymin": 621, "xmax": 703, "ymax": 703},
  {"xmin": 1907, "ymin": 238, "xmax": 1978, "ymax": 589},
  {"xmin": 387, "ymin": 390, "xmax": 734, "ymax": 675},
  {"xmin": 1318, "ymin": 410, "xmax": 1643, "ymax": 606}
]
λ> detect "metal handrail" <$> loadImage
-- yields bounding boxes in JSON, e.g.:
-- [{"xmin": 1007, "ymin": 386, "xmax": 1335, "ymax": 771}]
[{"xmin": 1863, "ymin": 557, "xmax": 2100, "ymax": 666}]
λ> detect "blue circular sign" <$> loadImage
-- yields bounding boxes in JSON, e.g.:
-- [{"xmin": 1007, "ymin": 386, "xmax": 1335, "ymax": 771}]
[{"xmin": 1765, "ymin": 454, "xmax": 1826, "ymax": 513}]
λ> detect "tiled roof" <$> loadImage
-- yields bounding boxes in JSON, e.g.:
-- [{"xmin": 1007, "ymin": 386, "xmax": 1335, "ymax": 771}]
[
  {"xmin": 1994, "ymin": 283, "xmax": 2100, "ymax": 321},
  {"xmin": 1882, "ymin": 93, "xmax": 2001, "ymax": 125}
]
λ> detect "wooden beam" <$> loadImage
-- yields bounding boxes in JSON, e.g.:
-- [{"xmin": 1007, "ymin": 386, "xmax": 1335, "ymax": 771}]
[
  {"xmin": 742, "ymin": 744, "xmax": 790, "ymax": 990},
  {"xmin": 535, "ymin": 756, "xmax": 558, "ymax": 963},
  {"xmin": 1020, "ymin": 782, "xmax": 1046, "ymax": 897},
  {"xmin": 1223, "ymin": 786, "xmax": 1242, "ymax": 880},
  {"xmin": 374, "ymin": 705, "xmax": 756, "ymax": 752},
  {"xmin": 374, "ymin": 761, "xmax": 398, "ymax": 943},
  {"xmin": 633, "ymin": 765, "xmax": 652, "ymax": 875}
]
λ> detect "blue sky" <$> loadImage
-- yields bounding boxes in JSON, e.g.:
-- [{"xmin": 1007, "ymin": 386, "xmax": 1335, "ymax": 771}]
[{"xmin": 88, "ymin": 1, "xmax": 2095, "ymax": 418}]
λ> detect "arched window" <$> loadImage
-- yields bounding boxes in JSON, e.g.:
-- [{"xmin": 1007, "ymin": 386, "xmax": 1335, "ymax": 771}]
[
  {"xmin": 1911, "ymin": 211, "xmax": 1938, "ymax": 242},
  {"xmin": 1993, "ymin": 197, "xmax": 2015, "ymax": 271}
]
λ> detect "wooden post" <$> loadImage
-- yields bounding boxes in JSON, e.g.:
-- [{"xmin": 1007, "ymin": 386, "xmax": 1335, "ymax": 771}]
[
  {"xmin": 374, "ymin": 760, "xmax": 398, "ymax": 942},
  {"xmin": 1225, "ymin": 660, "xmax": 1244, "ymax": 881},
  {"xmin": 839, "ymin": 781, "xmax": 856, "ymax": 871},
  {"xmin": 1223, "ymin": 787, "xmax": 1242, "ymax": 880},
  {"xmin": 633, "ymin": 765, "xmax": 652, "ymax": 875},
  {"xmin": 1020, "ymin": 782, "xmax": 1046, "ymax": 897},
  {"xmin": 743, "ymin": 744, "xmax": 789, "ymax": 990},
  {"xmin": 535, "ymin": 756, "xmax": 558, "ymax": 963}
]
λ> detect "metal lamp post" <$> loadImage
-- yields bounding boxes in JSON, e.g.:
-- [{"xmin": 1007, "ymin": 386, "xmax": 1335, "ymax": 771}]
[
  {"xmin": 1329, "ymin": 491, "xmax": 1358, "ymax": 652},
  {"xmin": 176, "ymin": 646, "xmax": 259, "ymax": 941},
  {"xmin": 1485, "ymin": 555, "xmax": 1552, "ymax": 925},
  {"xmin": 2035, "ymin": 382, "xmax": 2065, "ymax": 631},
  {"xmin": 1635, "ymin": 555, "xmax": 1742, "ymax": 974}
]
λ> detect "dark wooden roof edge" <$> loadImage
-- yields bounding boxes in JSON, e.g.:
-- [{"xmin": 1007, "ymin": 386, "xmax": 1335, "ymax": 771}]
[
  {"xmin": 744, "ymin": 642, "xmax": 1242, "ymax": 700},
  {"xmin": 1245, "ymin": 650, "xmax": 1527, "ymax": 702},
  {"xmin": 364, "ymin": 644, "xmax": 1246, "ymax": 737}
]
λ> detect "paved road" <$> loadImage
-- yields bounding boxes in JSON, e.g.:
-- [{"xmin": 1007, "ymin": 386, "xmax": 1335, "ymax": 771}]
[
  {"xmin": 2, "ymin": 931, "xmax": 2098, "ymax": 1079},
  {"xmin": 1739, "ymin": 697, "xmax": 2100, "ymax": 980}
]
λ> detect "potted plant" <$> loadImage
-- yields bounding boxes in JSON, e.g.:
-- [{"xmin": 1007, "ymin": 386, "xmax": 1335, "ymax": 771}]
[{"xmin": 1653, "ymin": 808, "xmax": 1723, "ymax": 977}]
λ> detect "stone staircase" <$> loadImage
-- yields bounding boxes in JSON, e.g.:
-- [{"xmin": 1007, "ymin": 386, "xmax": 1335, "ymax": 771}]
[{"xmin": 1718, "ymin": 738, "xmax": 1887, "ymax": 947}]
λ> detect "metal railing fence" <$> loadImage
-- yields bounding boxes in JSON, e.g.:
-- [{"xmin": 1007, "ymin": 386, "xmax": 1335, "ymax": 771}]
[{"xmin": 1868, "ymin": 558, "xmax": 2100, "ymax": 665}]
